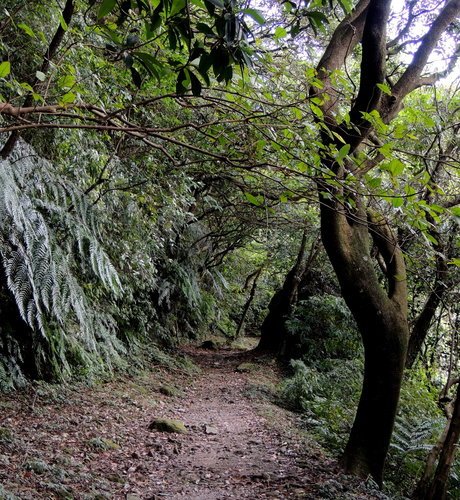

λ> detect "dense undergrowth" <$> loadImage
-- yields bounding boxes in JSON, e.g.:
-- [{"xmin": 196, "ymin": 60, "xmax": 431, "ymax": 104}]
[{"xmin": 279, "ymin": 296, "xmax": 456, "ymax": 498}]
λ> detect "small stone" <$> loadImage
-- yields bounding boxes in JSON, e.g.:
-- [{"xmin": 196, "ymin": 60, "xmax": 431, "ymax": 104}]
[
  {"xmin": 148, "ymin": 418, "xmax": 187, "ymax": 434},
  {"xmin": 204, "ymin": 425, "xmax": 218, "ymax": 435}
]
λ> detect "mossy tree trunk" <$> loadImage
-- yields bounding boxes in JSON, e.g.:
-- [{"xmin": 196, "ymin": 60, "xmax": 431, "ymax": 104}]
[{"xmin": 320, "ymin": 198, "xmax": 409, "ymax": 485}]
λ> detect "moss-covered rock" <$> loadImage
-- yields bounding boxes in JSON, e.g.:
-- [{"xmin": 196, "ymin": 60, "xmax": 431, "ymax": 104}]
[
  {"xmin": 148, "ymin": 418, "xmax": 187, "ymax": 434},
  {"xmin": 159, "ymin": 385, "xmax": 181, "ymax": 397},
  {"xmin": 200, "ymin": 340, "xmax": 217, "ymax": 350},
  {"xmin": 236, "ymin": 362, "xmax": 259, "ymax": 373},
  {"xmin": 24, "ymin": 458, "xmax": 49, "ymax": 474},
  {"xmin": 87, "ymin": 437, "xmax": 120, "ymax": 451}
]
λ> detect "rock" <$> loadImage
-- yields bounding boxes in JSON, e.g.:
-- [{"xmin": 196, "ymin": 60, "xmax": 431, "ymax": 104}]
[
  {"xmin": 204, "ymin": 425, "xmax": 218, "ymax": 435},
  {"xmin": 159, "ymin": 385, "xmax": 181, "ymax": 397},
  {"xmin": 87, "ymin": 437, "xmax": 120, "ymax": 451},
  {"xmin": 200, "ymin": 340, "xmax": 217, "ymax": 350},
  {"xmin": 24, "ymin": 458, "xmax": 49, "ymax": 474},
  {"xmin": 148, "ymin": 418, "xmax": 187, "ymax": 434},
  {"xmin": 126, "ymin": 495, "xmax": 142, "ymax": 500},
  {"xmin": 236, "ymin": 362, "xmax": 258, "ymax": 373}
]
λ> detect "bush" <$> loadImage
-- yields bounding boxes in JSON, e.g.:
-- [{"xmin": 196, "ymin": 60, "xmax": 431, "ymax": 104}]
[
  {"xmin": 285, "ymin": 295, "xmax": 361, "ymax": 364},
  {"xmin": 280, "ymin": 358, "xmax": 363, "ymax": 451}
]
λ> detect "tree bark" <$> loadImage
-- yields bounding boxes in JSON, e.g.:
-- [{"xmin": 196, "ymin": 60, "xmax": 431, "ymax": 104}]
[
  {"xmin": 256, "ymin": 231, "xmax": 319, "ymax": 355},
  {"xmin": 235, "ymin": 267, "xmax": 262, "ymax": 337},
  {"xmin": 308, "ymin": 0, "xmax": 460, "ymax": 485},
  {"xmin": 422, "ymin": 382, "xmax": 460, "ymax": 499},
  {"xmin": 319, "ymin": 199, "xmax": 409, "ymax": 486},
  {"xmin": 0, "ymin": 0, "xmax": 75, "ymax": 158}
]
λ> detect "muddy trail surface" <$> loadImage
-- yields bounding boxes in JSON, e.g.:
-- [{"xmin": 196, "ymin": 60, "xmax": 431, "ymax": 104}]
[{"xmin": 0, "ymin": 346, "xmax": 382, "ymax": 499}]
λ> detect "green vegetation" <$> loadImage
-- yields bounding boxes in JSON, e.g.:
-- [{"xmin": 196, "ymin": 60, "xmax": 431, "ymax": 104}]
[{"xmin": 0, "ymin": 0, "xmax": 459, "ymax": 498}]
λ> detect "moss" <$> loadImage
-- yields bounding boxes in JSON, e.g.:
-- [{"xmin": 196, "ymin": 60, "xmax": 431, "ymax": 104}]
[
  {"xmin": 148, "ymin": 418, "xmax": 187, "ymax": 434},
  {"xmin": 24, "ymin": 459, "xmax": 49, "ymax": 474},
  {"xmin": 87, "ymin": 437, "xmax": 120, "ymax": 451},
  {"xmin": 236, "ymin": 362, "xmax": 259, "ymax": 373},
  {"xmin": 159, "ymin": 384, "xmax": 181, "ymax": 397},
  {"xmin": 0, "ymin": 427, "xmax": 13, "ymax": 443}
]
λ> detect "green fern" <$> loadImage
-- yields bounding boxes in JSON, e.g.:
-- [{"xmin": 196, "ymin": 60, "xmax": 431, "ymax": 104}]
[{"xmin": 0, "ymin": 138, "xmax": 124, "ymax": 384}]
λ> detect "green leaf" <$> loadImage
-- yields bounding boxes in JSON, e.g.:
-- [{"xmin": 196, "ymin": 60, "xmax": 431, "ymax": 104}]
[
  {"xmin": 18, "ymin": 23, "xmax": 36, "ymax": 38},
  {"xmin": 189, "ymin": 70, "xmax": 202, "ymax": 96},
  {"xmin": 449, "ymin": 258, "xmax": 460, "ymax": 267},
  {"xmin": 242, "ymin": 8, "xmax": 266, "ymax": 25},
  {"xmin": 59, "ymin": 13, "xmax": 69, "ymax": 30},
  {"xmin": 58, "ymin": 74, "xmax": 76, "ymax": 89},
  {"xmin": 391, "ymin": 197, "xmax": 404, "ymax": 208},
  {"xmin": 244, "ymin": 192, "xmax": 264, "ymax": 206},
  {"xmin": 98, "ymin": 0, "xmax": 117, "ymax": 18},
  {"xmin": 377, "ymin": 83, "xmax": 392, "ymax": 96},
  {"xmin": 310, "ymin": 103, "xmax": 323, "ymax": 119},
  {"xmin": 134, "ymin": 52, "xmax": 162, "ymax": 81},
  {"xmin": 60, "ymin": 91, "xmax": 76, "ymax": 104},
  {"xmin": 338, "ymin": 0, "xmax": 352, "ymax": 13},
  {"xmin": 387, "ymin": 159, "xmax": 405, "ymax": 176},
  {"xmin": 451, "ymin": 207, "xmax": 460, "ymax": 217},
  {"xmin": 205, "ymin": 0, "xmax": 224, "ymax": 9},
  {"xmin": 368, "ymin": 177, "xmax": 382, "ymax": 189},
  {"xmin": 170, "ymin": 0, "xmax": 187, "ymax": 17},
  {"xmin": 130, "ymin": 67, "xmax": 142, "ymax": 88},
  {"xmin": 274, "ymin": 26, "xmax": 287, "ymax": 39},
  {"xmin": 36, "ymin": 71, "xmax": 46, "ymax": 82},
  {"xmin": 176, "ymin": 68, "xmax": 189, "ymax": 94},
  {"xmin": 378, "ymin": 142, "xmax": 393, "ymax": 158},
  {"xmin": 196, "ymin": 22, "xmax": 215, "ymax": 36},
  {"xmin": 307, "ymin": 11, "xmax": 329, "ymax": 32},
  {"xmin": 336, "ymin": 144, "xmax": 350, "ymax": 162},
  {"xmin": 0, "ymin": 61, "xmax": 11, "ymax": 78}
]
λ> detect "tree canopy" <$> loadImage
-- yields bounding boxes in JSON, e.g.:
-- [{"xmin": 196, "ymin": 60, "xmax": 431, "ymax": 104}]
[{"xmin": 0, "ymin": 0, "xmax": 460, "ymax": 496}]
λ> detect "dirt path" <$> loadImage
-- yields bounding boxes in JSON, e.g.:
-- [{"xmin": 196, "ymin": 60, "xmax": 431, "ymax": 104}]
[
  {"xmin": 0, "ymin": 347, "xmax": 379, "ymax": 499},
  {"xmin": 143, "ymin": 347, "xmax": 322, "ymax": 499}
]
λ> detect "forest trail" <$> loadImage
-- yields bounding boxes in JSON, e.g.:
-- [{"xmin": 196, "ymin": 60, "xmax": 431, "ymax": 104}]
[{"xmin": 0, "ymin": 346, "xmax": 380, "ymax": 499}]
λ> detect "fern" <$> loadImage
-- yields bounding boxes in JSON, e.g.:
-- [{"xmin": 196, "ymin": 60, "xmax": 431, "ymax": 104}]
[{"xmin": 0, "ymin": 138, "xmax": 124, "ymax": 384}]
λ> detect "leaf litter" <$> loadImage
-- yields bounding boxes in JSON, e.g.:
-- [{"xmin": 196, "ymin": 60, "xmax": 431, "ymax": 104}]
[{"xmin": 0, "ymin": 346, "xmax": 386, "ymax": 499}]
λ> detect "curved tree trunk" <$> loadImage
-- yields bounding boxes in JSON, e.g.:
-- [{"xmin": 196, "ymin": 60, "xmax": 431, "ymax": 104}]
[
  {"xmin": 307, "ymin": 0, "xmax": 460, "ymax": 484},
  {"xmin": 320, "ymin": 201, "xmax": 409, "ymax": 486},
  {"xmin": 256, "ymin": 231, "xmax": 319, "ymax": 355}
]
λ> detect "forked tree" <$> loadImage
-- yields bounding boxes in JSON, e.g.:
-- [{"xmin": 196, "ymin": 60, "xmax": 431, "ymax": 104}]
[{"xmin": 303, "ymin": 0, "xmax": 459, "ymax": 485}]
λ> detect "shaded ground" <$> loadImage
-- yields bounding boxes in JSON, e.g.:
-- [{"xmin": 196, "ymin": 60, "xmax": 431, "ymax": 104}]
[{"xmin": 0, "ymin": 345, "xmax": 385, "ymax": 499}]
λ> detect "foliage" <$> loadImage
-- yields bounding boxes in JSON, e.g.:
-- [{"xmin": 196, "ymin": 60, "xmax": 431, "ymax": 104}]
[
  {"xmin": 0, "ymin": 138, "xmax": 124, "ymax": 386},
  {"xmin": 280, "ymin": 358, "xmax": 363, "ymax": 451},
  {"xmin": 285, "ymin": 294, "xmax": 361, "ymax": 363}
]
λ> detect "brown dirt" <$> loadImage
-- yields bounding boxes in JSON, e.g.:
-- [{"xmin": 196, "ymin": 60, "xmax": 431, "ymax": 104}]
[{"xmin": 0, "ymin": 346, "xmax": 381, "ymax": 499}]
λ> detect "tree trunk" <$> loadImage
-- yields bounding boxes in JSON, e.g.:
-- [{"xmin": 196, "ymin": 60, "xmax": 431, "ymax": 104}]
[
  {"xmin": 235, "ymin": 267, "xmax": 262, "ymax": 337},
  {"xmin": 422, "ymin": 382, "xmax": 460, "ymax": 499},
  {"xmin": 308, "ymin": 0, "xmax": 460, "ymax": 487},
  {"xmin": 413, "ymin": 417, "xmax": 451, "ymax": 499},
  {"xmin": 256, "ymin": 231, "xmax": 319, "ymax": 355},
  {"xmin": 320, "ymin": 202, "xmax": 409, "ymax": 486}
]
